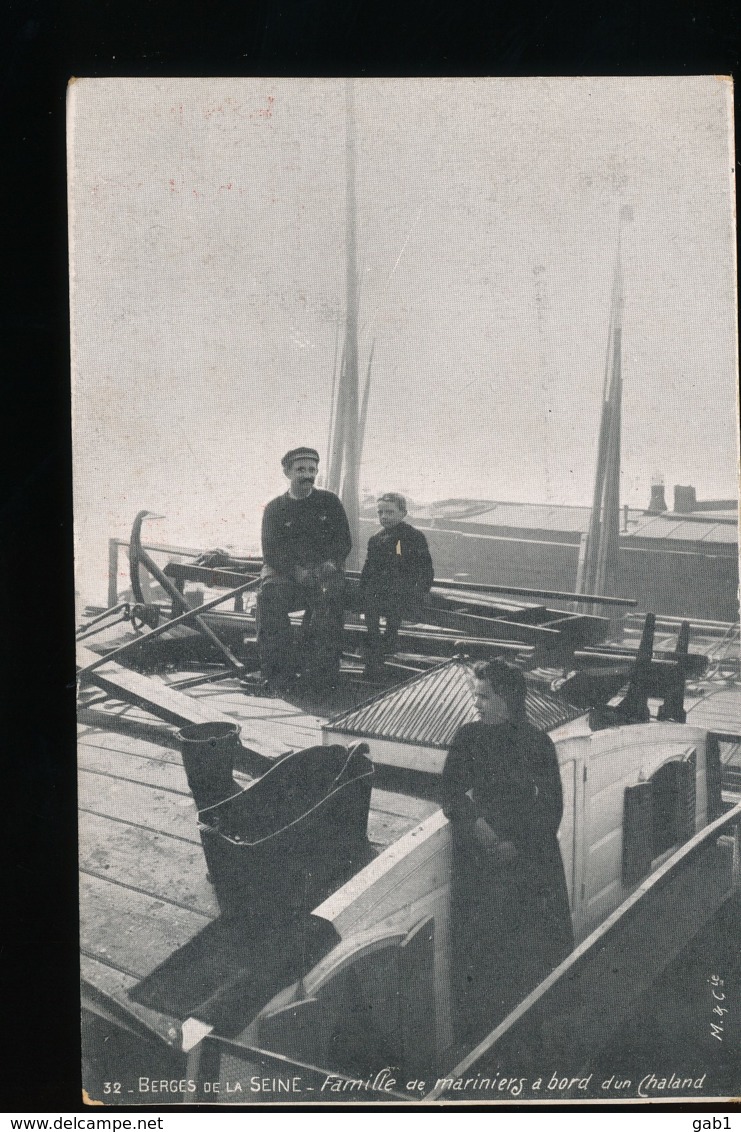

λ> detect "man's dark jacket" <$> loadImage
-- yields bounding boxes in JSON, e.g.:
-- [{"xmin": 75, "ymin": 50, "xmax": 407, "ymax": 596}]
[{"xmin": 261, "ymin": 489, "xmax": 352, "ymax": 576}]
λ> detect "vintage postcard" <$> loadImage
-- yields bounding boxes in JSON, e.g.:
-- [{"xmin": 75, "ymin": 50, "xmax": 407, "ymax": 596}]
[{"xmin": 69, "ymin": 76, "xmax": 740, "ymax": 1106}]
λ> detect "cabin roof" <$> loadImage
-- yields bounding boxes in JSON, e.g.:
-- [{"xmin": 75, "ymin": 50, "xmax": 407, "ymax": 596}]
[{"xmin": 324, "ymin": 658, "xmax": 583, "ymax": 748}]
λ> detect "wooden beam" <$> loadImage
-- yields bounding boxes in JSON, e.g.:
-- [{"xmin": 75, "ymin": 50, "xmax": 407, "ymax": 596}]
[
  {"xmin": 81, "ymin": 661, "xmax": 248, "ymax": 729},
  {"xmin": 424, "ymin": 591, "xmax": 548, "ymax": 621},
  {"xmin": 341, "ymin": 623, "xmax": 531, "ymax": 658},
  {"xmin": 76, "ymin": 577, "xmax": 260, "ymax": 677},
  {"xmin": 421, "ymin": 606, "xmax": 564, "ymax": 645},
  {"xmin": 536, "ymin": 614, "xmax": 610, "ymax": 649},
  {"xmin": 164, "ymin": 562, "xmax": 259, "ymax": 590},
  {"xmin": 135, "ymin": 541, "xmax": 246, "ymax": 671},
  {"xmin": 344, "ymin": 569, "xmax": 637, "ymax": 608}
]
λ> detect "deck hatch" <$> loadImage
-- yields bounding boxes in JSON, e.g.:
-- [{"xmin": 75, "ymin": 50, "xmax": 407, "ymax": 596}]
[{"xmin": 324, "ymin": 659, "xmax": 583, "ymax": 748}]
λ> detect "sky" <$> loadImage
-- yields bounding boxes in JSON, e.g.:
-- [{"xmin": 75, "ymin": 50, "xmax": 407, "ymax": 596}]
[{"xmin": 68, "ymin": 76, "xmax": 738, "ymax": 603}]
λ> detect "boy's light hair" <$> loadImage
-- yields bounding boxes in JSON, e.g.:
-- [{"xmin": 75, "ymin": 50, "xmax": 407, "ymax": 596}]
[{"xmin": 377, "ymin": 492, "xmax": 407, "ymax": 515}]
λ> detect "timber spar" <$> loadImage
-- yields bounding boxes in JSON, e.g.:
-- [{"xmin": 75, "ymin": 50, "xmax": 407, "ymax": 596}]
[{"xmin": 576, "ymin": 206, "xmax": 632, "ymax": 613}]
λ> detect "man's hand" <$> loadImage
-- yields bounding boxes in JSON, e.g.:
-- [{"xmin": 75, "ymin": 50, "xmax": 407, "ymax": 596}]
[
  {"xmin": 294, "ymin": 566, "xmax": 311, "ymax": 585},
  {"xmin": 317, "ymin": 561, "xmax": 338, "ymax": 582}
]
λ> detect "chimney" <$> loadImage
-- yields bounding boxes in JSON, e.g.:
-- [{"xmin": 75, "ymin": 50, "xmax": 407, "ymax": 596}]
[
  {"xmin": 674, "ymin": 485, "xmax": 697, "ymax": 514},
  {"xmin": 646, "ymin": 476, "xmax": 667, "ymax": 514}
]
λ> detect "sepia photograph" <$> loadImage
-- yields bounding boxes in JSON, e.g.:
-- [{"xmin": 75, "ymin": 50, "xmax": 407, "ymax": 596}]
[{"xmin": 68, "ymin": 75, "xmax": 739, "ymax": 1106}]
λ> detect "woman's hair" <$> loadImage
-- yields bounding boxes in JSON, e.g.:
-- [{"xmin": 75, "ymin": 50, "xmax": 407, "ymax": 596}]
[{"xmin": 471, "ymin": 659, "xmax": 528, "ymax": 723}]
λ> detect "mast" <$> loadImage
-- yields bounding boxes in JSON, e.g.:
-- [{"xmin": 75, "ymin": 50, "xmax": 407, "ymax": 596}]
[
  {"xmin": 595, "ymin": 298, "xmax": 622, "ymax": 599},
  {"xmin": 577, "ymin": 251, "xmax": 619, "ymax": 595},
  {"xmin": 340, "ymin": 78, "xmax": 361, "ymax": 570},
  {"xmin": 577, "ymin": 210, "xmax": 629, "ymax": 614},
  {"xmin": 325, "ymin": 81, "xmax": 372, "ymax": 562},
  {"xmin": 323, "ymin": 322, "xmax": 342, "ymax": 484},
  {"xmin": 358, "ymin": 339, "xmax": 375, "ymax": 467},
  {"xmin": 327, "ymin": 342, "xmax": 347, "ymax": 496}
]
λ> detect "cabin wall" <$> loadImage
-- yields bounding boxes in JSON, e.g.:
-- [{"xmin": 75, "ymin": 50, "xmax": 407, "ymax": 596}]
[
  {"xmin": 574, "ymin": 724, "xmax": 708, "ymax": 937},
  {"xmin": 313, "ymin": 810, "xmax": 455, "ymax": 1057},
  {"xmin": 618, "ymin": 543, "xmax": 739, "ymax": 622},
  {"xmin": 553, "ymin": 734, "xmax": 592, "ymax": 914},
  {"xmin": 307, "ymin": 724, "xmax": 713, "ymax": 1061}
]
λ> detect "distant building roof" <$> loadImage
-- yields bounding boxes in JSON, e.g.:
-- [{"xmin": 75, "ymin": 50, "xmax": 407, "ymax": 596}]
[
  {"xmin": 628, "ymin": 516, "xmax": 738, "ymax": 544},
  {"xmin": 360, "ymin": 497, "xmax": 738, "ymax": 546},
  {"xmin": 324, "ymin": 658, "xmax": 583, "ymax": 749},
  {"xmin": 455, "ymin": 502, "xmax": 594, "ymax": 533},
  {"xmin": 429, "ymin": 500, "xmax": 738, "ymax": 545},
  {"xmin": 428, "ymin": 499, "xmax": 501, "ymax": 520}
]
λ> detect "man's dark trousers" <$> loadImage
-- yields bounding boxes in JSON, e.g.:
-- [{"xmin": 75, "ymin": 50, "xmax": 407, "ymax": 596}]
[{"xmin": 257, "ymin": 572, "xmax": 345, "ymax": 688}]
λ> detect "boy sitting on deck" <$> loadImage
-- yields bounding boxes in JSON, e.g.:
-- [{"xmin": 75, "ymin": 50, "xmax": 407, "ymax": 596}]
[{"xmin": 359, "ymin": 493, "xmax": 435, "ymax": 677}]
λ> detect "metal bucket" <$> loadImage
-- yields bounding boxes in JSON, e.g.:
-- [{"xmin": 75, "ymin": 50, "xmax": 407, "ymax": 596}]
[{"xmin": 177, "ymin": 721, "xmax": 242, "ymax": 812}]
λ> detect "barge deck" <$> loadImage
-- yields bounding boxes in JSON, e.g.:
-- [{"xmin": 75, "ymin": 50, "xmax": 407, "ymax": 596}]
[{"xmin": 79, "ymin": 674, "xmax": 439, "ymax": 1080}]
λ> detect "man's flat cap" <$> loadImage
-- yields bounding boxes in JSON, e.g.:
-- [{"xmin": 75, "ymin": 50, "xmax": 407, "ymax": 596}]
[{"xmin": 282, "ymin": 446, "xmax": 320, "ymax": 470}]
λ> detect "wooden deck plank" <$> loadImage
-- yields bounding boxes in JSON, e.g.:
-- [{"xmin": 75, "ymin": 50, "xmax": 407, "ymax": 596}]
[
  {"xmin": 183, "ymin": 682, "xmax": 365, "ymax": 732},
  {"xmin": 209, "ymin": 715, "xmax": 318, "ymax": 756},
  {"xmin": 78, "ymin": 744, "xmax": 254, "ymax": 795},
  {"xmin": 81, "ymin": 954, "xmax": 180, "ymax": 1043},
  {"xmin": 244, "ymin": 719, "xmax": 323, "ymax": 746},
  {"xmin": 80, "ymin": 761, "xmax": 427, "ymax": 856},
  {"xmin": 274, "ymin": 713, "xmax": 330, "ymax": 729},
  {"xmin": 80, "ymin": 872, "xmax": 211, "ymax": 979},
  {"xmin": 211, "ymin": 713, "xmax": 307, "ymax": 758},
  {"xmin": 367, "ymin": 810, "xmax": 421, "ymax": 847},
  {"xmin": 690, "ymin": 696, "xmax": 741, "ymax": 710},
  {"xmin": 81, "ymin": 696, "xmax": 294, "ymax": 761},
  {"xmin": 79, "ymin": 771, "xmax": 202, "ymax": 843},
  {"xmin": 694, "ymin": 709, "xmax": 741, "ymax": 723},
  {"xmin": 79, "ymin": 812, "xmax": 218, "ymax": 917},
  {"xmin": 687, "ymin": 690, "xmax": 741, "ymax": 738},
  {"xmin": 83, "ymin": 701, "xmax": 177, "ymax": 728},
  {"xmin": 79, "ymin": 747, "xmax": 191, "ymax": 794},
  {"xmin": 184, "ymin": 689, "xmax": 301, "ymax": 717},
  {"xmin": 159, "ymin": 686, "xmax": 325, "ymax": 747},
  {"xmin": 82, "ymin": 951, "xmax": 139, "ymax": 993},
  {"xmin": 78, "ymin": 739, "xmax": 424, "ymax": 813},
  {"xmin": 77, "ymin": 708, "xmax": 187, "ymax": 752},
  {"xmin": 370, "ymin": 788, "xmax": 439, "ymax": 821},
  {"xmin": 78, "ymin": 727, "xmax": 183, "ymax": 761}
]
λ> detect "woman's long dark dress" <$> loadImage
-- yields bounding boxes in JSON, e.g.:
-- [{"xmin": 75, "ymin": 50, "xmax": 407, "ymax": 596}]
[{"xmin": 441, "ymin": 720, "xmax": 574, "ymax": 1043}]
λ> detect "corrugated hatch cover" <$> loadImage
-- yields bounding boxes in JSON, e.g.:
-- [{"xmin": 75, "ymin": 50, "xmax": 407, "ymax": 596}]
[{"xmin": 325, "ymin": 659, "xmax": 584, "ymax": 749}]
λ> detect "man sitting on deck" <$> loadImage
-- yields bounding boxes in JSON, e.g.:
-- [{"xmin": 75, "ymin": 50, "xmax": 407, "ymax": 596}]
[
  {"xmin": 257, "ymin": 447, "xmax": 351, "ymax": 694},
  {"xmin": 359, "ymin": 493, "xmax": 434, "ymax": 677}
]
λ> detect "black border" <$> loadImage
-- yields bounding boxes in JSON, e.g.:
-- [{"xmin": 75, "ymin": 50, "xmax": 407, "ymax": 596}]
[{"xmin": 3, "ymin": 0, "xmax": 739, "ymax": 1115}]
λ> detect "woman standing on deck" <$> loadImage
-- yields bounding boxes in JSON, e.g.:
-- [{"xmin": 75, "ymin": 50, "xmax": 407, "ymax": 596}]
[{"xmin": 441, "ymin": 659, "xmax": 574, "ymax": 1043}]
